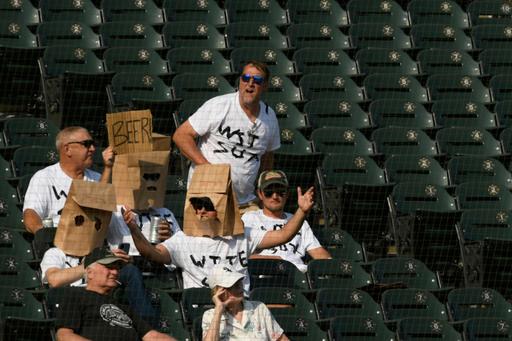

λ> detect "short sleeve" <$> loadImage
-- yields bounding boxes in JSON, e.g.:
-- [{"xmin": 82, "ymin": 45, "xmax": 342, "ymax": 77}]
[
  {"xmin": 245, "ymin": 228, "xmax": 267, "ymax": 255},
  {"xmin": 22, "ymin": 172, "xmax": 47, "ymax": 218},
  {"xmin": 257, "ymin": 301, "xmax": 284, "ymax": 341},
  {"xmin": 201, "ymin": 309, "xmax": 214, "ymax": 337},
  {"xmin": 300, "ymin": 221, "xmax": 322, "ymax": 251},
  {"xmin": 160, "ymin": 234, "xmax": 181, "ymax": 266},
  {"xmin": 188, "ymin": 97, "xmax": 223, "ymax": 136},
  {"xmin": 266, "ymin": 108, "xmax": 281, "ymax": 152},
  {"xmin": 55, "ymin": 288, "xmax": 82, "ymax": 331},
  {"xmin": 40, "ymin": 248, "xmax": 64, "ymax": 283}
]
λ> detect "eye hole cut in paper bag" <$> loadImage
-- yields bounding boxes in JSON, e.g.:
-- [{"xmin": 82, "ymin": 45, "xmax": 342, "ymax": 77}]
[
  {"xmin": 54, "ymin": 180, "xmax": 116, "ymax": 257},
  {"xmin": 106, "ymin": 109, "xmax": 153, "ymax": 155},
  {"xmin": 184, "ymin": 164, "xmax": 244, "ymax": 237},
  {"xmin": 112, "ymin": 150, "xmax": 170, "ymax": 210}
]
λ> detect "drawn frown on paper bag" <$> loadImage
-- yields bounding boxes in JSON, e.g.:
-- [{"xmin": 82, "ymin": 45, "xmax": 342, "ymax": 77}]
[
  {"xmin": 54, "ymin": 180, "xmax": 116, "ymax": 257},
  {"xmin": 184, "ymin": 164, "xmax": 244, "ymax": 237},
  {"xmin": 112, "ymin": 150, "xmax": 169, "ymax": 210}
]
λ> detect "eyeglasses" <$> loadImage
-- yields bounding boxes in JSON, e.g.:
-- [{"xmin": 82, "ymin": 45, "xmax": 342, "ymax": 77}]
[
  {"xmin": 190, "ymin": 197, "xmax": 216, "ymax": 212},
  {"xmin": 263, "ymin": 189, "xmax": 287, "ymax": 198},
  {"xmin": 67, "ymin": 139, "xmax": 95, "ymax": 148},
  {"xmin": 143, "ymin": 173, "xmax": 161, "ymax": 181},
  {"xmin": 240, "ymin": 73, "xmax": 265, "ymax": 85}
]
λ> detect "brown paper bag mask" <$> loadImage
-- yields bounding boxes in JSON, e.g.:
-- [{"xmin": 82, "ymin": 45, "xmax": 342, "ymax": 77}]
[
  {"xmin": 54, "ymin": 180, "xmax": 116, "ymax": 257},
  {"xmin": 113, "ymin": 150, "xmax": 169, "ymax": 210},
  {"xmin": 183, "ymin": 164, "xmax": 244, "ymax": 237}
]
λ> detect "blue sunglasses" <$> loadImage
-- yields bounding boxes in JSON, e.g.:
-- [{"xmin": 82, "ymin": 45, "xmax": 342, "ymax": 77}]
[{"xmin": 240, "ymin": 73, "xmax": 265, "ymax": 85}]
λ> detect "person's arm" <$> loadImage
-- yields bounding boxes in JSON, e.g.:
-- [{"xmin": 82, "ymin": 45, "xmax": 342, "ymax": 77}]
[
  {"xmin": 172, "ymin": 120, "xmax": 210, "ymax": 165},
  {"xmin": 23, "ymin": 209, "xmax": 43, "ymax": 234},
  {"xmin": 142, "ymin": 330, "xmax": 177, "ymax": 341},
  {"xmin": 277, "ymin": 334, "xmax": 290, "ymax": 341},
  {"xmin": 257, "ymin": 187, "xmax": 315, "ymax": 250},
  {"xmin": 123, "ymin": 207, "xmax": 172, "ymax": 264},
  {"xmin": 99, "ymin": 146, "xmax": 114, "ymax": 183},
  {"xmin": 56, "ymin": 328, "xmax": 90, "ymax": 341},
  {"xmin": 203, "ymin": 288, "xmax": 232, "ymax": 341},
  {"xmin": 259, "ymin": 151, "xmax": 274, "ymax": 172},
  {"xmin": 307, "ymin": 247, "xmax": 332, "ymax": 260},
  {"xmin": 46, "ymin": 265, "xmax": 85, "ymax": 288}
]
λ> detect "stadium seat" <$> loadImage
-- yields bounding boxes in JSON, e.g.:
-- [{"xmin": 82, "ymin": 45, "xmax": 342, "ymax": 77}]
[
  {"xmin": 407, "ymin": 0, "xmax": 469, "ymax": 28},
  {"xmin": 231, "ymin": 47, "xmax": 295, "ymax": 75},
  {"xmin": 364, "ymin": 74, "xmax": 428, "ymax": 102},
  {"xmin": 300, "ymin": 73, "xmax": 364, "ymax": 101},
  {"xmin": 261, "ymin": 75, "xmax": 302, "ymax": 103},
  {"xmin": 32, "ymin": 228, "xmax": 57, "ymax": 260},
  {"xmin": 294, "ymin": 48, "xmax": 357, "ymax": 75},
  {"xmin": 356, "ymin": 48, "xmax": 418, "ymax": 75},
  {"xmin": 329, "ymin": 316, "xmax": 395, "ymax": 340},
  {"xmin": 0, "ymin": 0, "xmax": 40, "ymax": 26},
  {"xmin": 287, "ymin": 23, "xmax": 350, "ymax": 49},
  {"xmin": 152, "ymin": 289, "xmax": 184, "ymax": 332},
  {"xmin": 167, "ymin": 47, "xmax": 232, "ymax": 75},
  {"xmin": 479, "ymin": 49, "xmax": 512, "ymax": 75},
  {"xmin": 40, "ymin": 46, "xmax": 106, "ymax": 77},
  {"xmin": 349, "ymin": 23, "xmax": 412, "ymax": 49},
  {"xmin": 481, "ymin": 238, "xmax": 512, "ymax": 298},
  {"xmin": 468, "ymin": 0, "xmax": 512, "ymax": 26},
  {"xmin": 464, "ymin": 318, "xmax": 512, "ymax": 341},
  {"xmin": 0, "ymin": 155, "xmax": 13, "ymax": 179},
  {"xmin": 418, "ymin": 49, "xmax": 481, "ymax": 76},
  {"xmin": 373, "ymin": 127, "xmax": 438, "ymax": 156},
  {"xmin": 162, "ymin": 22, "xmax": 227, "ymax": 49},
  {"xmin": 12, "ymin": 146, "xmax": 58, "ymax": 178},
  {"xmin": 247, "ymin": 259, "xmax": 309, "ymax": 290},
  {"xmin": 287, "ymin": 0, "xmax": 348, "ymax": 27},
  {"xmin": 37, "ymin": 21, "xmax": 101, "ymax": 48},
  {"xmin": 369, "ymin": 99, "xmax": 435, "ymax": 129},
  {"xmin": 40, "ymin": 0, "xmax": 102, "ymax": 26},
  {"xmin": 459, "ymin": 209, "xmax": 512, "ymax": 241},
  {"xmin": 0, "ymin": 228, "xmax": 33, "ymax": 262},
  {"xmin": 472, "ymin": 24, "xmax": 512, "ymax": 49},
  {"xmin": 398, "ymin": 317, "xmax": 462, "ymax": 341},
  {"xmin": 102, "ymin": 0, "xmax": 164, "ymax": 25},
  {"xmin": 448, "ymin": 156, "xmax": 512, "ymax": 187},
  {"xmin": 432, "ymin": 100, "xmax": 497, "ymax": 128},
  {"xmin": 490, "ymin": 74, "xmax": 512, "ymax": 102},
  {"xmin": 3, "ymin": 117, "xmax": 59, "ymax": 148},
  {"xmin": 104, "ymin": 47, "xmax": 170, "ymax": 75},
  {"xmin": 100, "ymin": 22, "xmax": 163, "ymax": 48},
  {"xmin": 266, "ymin": 101, "xmax": 306, "ymax": 128},
  {"xmin": 181, "ymin": 287, "xmax": 213, "ymax": 325},
  {"xmin": 382, "ymin": 288, "xmax": 448, "ymax": 321},
  {"xmin": 224, "ymin": 0, "xmax": 289, "ymax": 26},
  {"xmin": 249, "ymin": 287, "xmax": 316, "ymax": 319},
  {"xmin": 385, "ymin": 155, "xmax": 449, "ymax": 186},
  {"xmin": 274, "ymin": 128, "xmax": 312, "ymax": 155},
  {"xmin": 275, "ymin": 316, "xmax": 328, "ymax": 341},
  {"xmin": 392, "ymin": 182, "xmax": 458, "ymax": 214},
  {"xmin": 347, "ymin": 0, "xmax": 409, "ymax": 27},
  {"xmin": 312, "ymin": 128, "xmax": 375, "ymax": 155},
  {"xmin": 427, "ymin": 75, "xmax": 491, "ymax": 102},
  {"xmin": 164, "ymin": 174, "xmax": 187, "ymax": 225},
  {"xmin": 0, "ymin": 20, "xmax": 37, "ymax": 48},
  {"xmin": 496, "ymin": 101, "xmax": 512, "ymax": 127},
  {"xmin": 162, "ymin": 0, "xmax": 227, "ymax": 27},
  {"xmin": 447, "ymin": 287, "xmax": 512, "ymax": 321},
  {"xmin": 437, "ymin": 127, "xmax": 503, "ymax": 157},
  {"xmin": 172, "ymin": 73, "xmax": 234, "ymax": 101},
  {"xmin": 372, "ymin": 257, "xmax": 441, "ymax": 290},
  {"xmin": 456, "ymin": 181, "xmax": 512, "ymax": 210},
  {"xmin": 226, "ymin": 22, "xmax": 289, "ymax": 49},
  {"xmin": 315, "ymin": 228, "xmax": 365, "ymax": 262},
  {"xmin": 0, "ymin": 192, "xmax": 23, "ymax": 229},
  {"xmin": 320, "ymin": 154, "xmax": 385, "ymax": 185},
  {"xmin": 308, "ymin": 259, "xmax": 372, "ymax": 289},
  {"xmin": 0, "ymin": 256, "xmax": 41, "ymax": 289},
  {"xmin": 305, "ymin": 99, "xmax": 371, "ymax": 130},
  {"xmin": 315, "ymin": 287, "xmax": 382, "ymax": 320},
  {"xmin": 411, "ymin": 24, "xmax": 473, "ymax": 50}
]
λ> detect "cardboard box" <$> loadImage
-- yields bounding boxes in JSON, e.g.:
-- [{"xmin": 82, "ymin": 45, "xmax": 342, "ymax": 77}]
[{"xmin": 106, "ymin": 110, "xmax": 153, "ymax": 155}]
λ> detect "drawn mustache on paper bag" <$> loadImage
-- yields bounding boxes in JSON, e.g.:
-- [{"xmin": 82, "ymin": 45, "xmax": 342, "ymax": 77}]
[{"xmin": 184, "ymin": 164, "xmax": 244, "ymax": 237}]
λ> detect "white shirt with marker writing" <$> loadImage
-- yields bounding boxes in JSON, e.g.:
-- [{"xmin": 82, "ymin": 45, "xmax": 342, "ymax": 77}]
[
  {"xmin": 242, "ymin": 210, "xmax": 321, "ymax": 273},
  {"xmin": 188, "ymin": 92, "xmax": 281, "ymax": 204}
]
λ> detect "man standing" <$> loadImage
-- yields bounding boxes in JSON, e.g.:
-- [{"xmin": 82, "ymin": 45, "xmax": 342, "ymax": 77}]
[
  {"xmin": 243, "ymin": 171, "xmax": 331, "ymax": 272},
  {"xmin": 173, "ymin": 61, "xmax": 280, "ymax": 213},
  {"xmin": 23, "ymin": 126, "xmax": 113, "ymax": 233},
  {"xmin": 54, "ymin": 246, "xmax": 176, "ymax": 341}
]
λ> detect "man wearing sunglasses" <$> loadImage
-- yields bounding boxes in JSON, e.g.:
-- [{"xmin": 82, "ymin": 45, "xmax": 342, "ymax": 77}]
[
  {"xmin": 173, "ymin": 61, "xmax": 280, "ymax": 214},
  {"xmin": 242, "ymin": 171, "xmax": 331, "ymax": 272},
  {"xmin": 23, "ymin": 126, "xmax": 114, "ymax": 234}
]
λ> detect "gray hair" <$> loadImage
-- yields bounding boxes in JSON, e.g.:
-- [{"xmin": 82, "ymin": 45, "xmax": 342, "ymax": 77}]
[{"xmin": 55, "ymin": 126, "xmax": 89, "ymax": 150}]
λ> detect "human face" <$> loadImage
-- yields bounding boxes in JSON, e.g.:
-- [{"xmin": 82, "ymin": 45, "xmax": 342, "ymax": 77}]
[
  {"xmin": 88, "ymin": 262, "xmax": 121, "ymax": 291},
  {"xmin": 226, "ymin": 279, "xmax": 244, "ymax": 301},
  {"xmin": 238, "ymin": 64, "xmax": 267, "ymax": 108},
  {"xmin": 65, "ymin": 130, "xmax": 96, "ymax": 169},
  {"xmin": 191, "ymin": 197, "xmax": 218, "ymax": 219},
  {"xmin": 259, "ymin": 185, "xmax": 288, "ymax": 213}
]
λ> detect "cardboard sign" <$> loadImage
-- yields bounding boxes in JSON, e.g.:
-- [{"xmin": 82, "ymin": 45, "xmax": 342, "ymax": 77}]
[
  {"xmin": 184, "ymin": 164, "xmax": 244, "ymax": 237},
  {"xmin": 113, "ymin": 150, "xmax": 170, "ymax": 210},
  {"xmin": 106, "ymin": 110, "xmax": 153, "ymax": 155},
  {"xmin": 55, "ymin": 180, "xmax": 116, "ymax": 257},
  {"xmin": 152, "ymin": 132, "xmax": 171, "ymax": 152}
]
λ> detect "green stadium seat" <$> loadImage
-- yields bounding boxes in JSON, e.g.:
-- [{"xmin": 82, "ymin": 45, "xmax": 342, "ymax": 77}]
[
  {"xmin": 226, "ymin": 22, "xmax": 289, "ymax": 50},
  {"xmin": 0, "ymin": 0, "xmax": 40, "ymax": 25},
  {"xmin": 287, "ymin": 23, "xmax": 350, "ymax": 49},
  {"xmin": 100, "ymin": 22, "xmax": 163, "ymax": 48},
  {"xmin": 275, "ymin": 128, "xmax": 312, "ymax": 154},
  {"xmin": 356, "ymin": 48, "xmax": 418, "ymax": 75},
  {"xmin": 12, "ymin": 146, "xmax": 58, "ymax": 178},
  {"xmin": 411, "ymin": 24, "xmax": 473, "ymax": 50},
  {"xmin": 385, "ymin": 155, "xmax": 449, "ymax": 186},
  {"xmin": 162, "ymin": 0, "xmax": 227, "ymax": 27},
  {"xmin": 320, "ymin": 154, "xmax": 385, "ymax": 185},
  {"xmin": 249, "ymin": 287, "xmax": 316, "ymax": 319},
  {"xmin": 468, "ymin": 0, "xmax": 512, "ymax": 26},
  {"xmin": 300, "ymin": 73, "xmax": 364, "ymax": 101},
  {"xmin": 459, "ymin": 209, "xmax": 512, "ymax": 241},
  {"xmin": 372, "ymin": 257, "xmax": 441, "ymax": 290},
  {"xmin": 167, "ymin": 47, "xmax": 232, "ymax": 75},
  {"xmin": 231, "ymin": 47, "xmax": 295, "ymax": 75},
  {"xmin": 104, "ymin": 47, "xmax": 170, "ymax": 75},
  {"xmin": 437, "ymin": 127, "xmax": 503, "ymax": 157},
  {"xmin": 315, "ymin": 228, "xmax": 365, "ymax": 262},
  {"xmin": 392, "ymin": 182, "xmax": 457, "ymax": 214},
  {"xmin": 181, "ymin": 287, "xmax": 213, "ymax": 326},
  {"xmin": 247, "ymin": 259, "xmax": 309, "ymax": 290},
  {"xmin": 490, "ymin": 74, "xmax": 512, "ymax": 102},
  {"xmin": 448, "ymin": 156, "xmax": 512, "ymax": 187},
  {"xmin": 364, "ymin": 74, "xmax": 428, "ymax": 102},
  {"xmin": 472, "ymin": 24, "xmax": 512, "ymax": 49},
  {"xmin": 275, "ymin": 316, "xmax": 329, "ymax": 341},
  {"xmin": 448, "ymin": 287, "xmax": 512, "ymax": 321},
  {"xmin": 40, "ymin": 46, "xmax": 106, "ymax": 77},
  {"xmin": 0, "ymin": 155, "xmax": 13, "ymax": 179},
  {"xmin": 0, "ymin": 229, "xmax": 33, "ymax": 261},
  {"xmin": 382, "ymin": 288, "xmax": 448, "ymax": 321},
  {"xmin": 456, "ymin": 181, "xmax": 512, "ymax": 210},
  {"xmin": 152, "ymin": 289, "xmax": 184, "ymax": 333},
  {"xmin": 261, "ymin": 75, "xmax": 302, "ymax": 103},
  {"xmin": 162, "ymin": 22, "xmax": 227, "ymax": 49},
  {"xmin": 312, "ymin": 127, "xmax": 374, "ymax": 155},
  {"xmin": 464, "ymin": 318, "xmax": 512, "ymax": 341},
  {"xmin": 408, "ymin": 0, "xmax": 469, "ymax": 28},
  {"xmin": 224, "ymin": 0, "xmax": 289, "ymax": 26},
  {"xmin": 398, "ymin": 318, "xmax": 462, "ymax": 341},
  {"xmin": 266, "ymin": 101, "xmax": 306, "ymax": 129},
  {"xmin": 347, "ymin": 0, "xmax": 409, "ymax": 27},
  {"xmin": 432, "ymin": 100, "xmax": 497, "ymax": 128},
  {"xmin": 294, "ymin": 48, "xmax": 357, "ymax": 75},
  {"xmin": 305, "ymin": 99, "xmax": 371, "ymax": 130},
  {"xmin": 102, "ymin": 0, "xmax": 164, "ymax": 24},
  {"xmin": 427, "ymin": 75, "xmax": 491, "ymax": 102},
  {"xmin": 330, "ymin": 316, "xmax": 395, "ymax": 340},
  {"xmin": 32, "ymin": 228, "xmax": 57, "ymax": 260},
  {"xmin": 0, "ymin": 21, "xmax": 37, "ymax": 48},
  {"xmin": 315, "ymin": 287, "xmax": 382, "ymax": 320},
  {"xmin": 0, "ymin": 256, "xmax": 41, "ymax": 289},
  {"xmin": 287, "ymin": 0, "xmax": 348, "ymax": 27},
  {"xmin": 3, "ymin": 117, "xmax": 59, "ymax": 148},
  {"xmin": 164, "ymin": 174, "xmax": 187, "ymax": 226},
  {"xmin": 308, "ymin": 259, "xmax": 372, "ymax": 289},
  {"xmin": 37, "ymin": 21, "xmax": 101, "ymax": 48},
  {"xmin": 479, "ymin": 49, "xmax": 512, "ymax": 75},
  {"xmin": 350, "ymin": 23, "xmax": 412, "ymax": 49},
  {"xmin": 418, "ymin": 49, "xmax": 481, "ymax": 76},
  {"xmin": 40, "ymin": 0, "xmax": 102, "ymax": 26},
  {"xmin": 0, "ymin": 192, "xmax": 23, "ymax": 229},
  {"xmin": 369, "ymin": 99, "xmax": 435, "ymax": 129},
  {"xmin": 172, "ymin": 73, "xmax": 234, "ymax": 101},
  {"xmin": 373, "ymin": 127, "xmax": 438, "ymax": 156}
]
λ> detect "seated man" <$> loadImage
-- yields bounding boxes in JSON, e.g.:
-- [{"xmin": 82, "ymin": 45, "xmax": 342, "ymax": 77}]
[
  {"xmin": 242, "ymin": 170, "xmax": 331, "ymax": 272},
  {"xmin": 54, "ymin": 246, "xmax": 176, "ymax": 341},
  {"xmin": 23, "ymin": 126, "xmax": 113, "ymax": 234}
]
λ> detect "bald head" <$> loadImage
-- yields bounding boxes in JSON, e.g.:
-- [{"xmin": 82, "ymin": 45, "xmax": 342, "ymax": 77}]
[{"xmin": 56, "ymin": 126, "xmax": 89, "ymax": 151}]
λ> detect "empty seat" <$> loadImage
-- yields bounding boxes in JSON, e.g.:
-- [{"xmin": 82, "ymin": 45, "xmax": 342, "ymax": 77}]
[
  {"xmin": 496, "ymin": 100, "xmax": 512, "ymax": 126},
  {"xmin": 385, "ymin": 155, "xmax": 449, "ymax": 186},
  {"xmin": 0, "ymin": 20, "xmax": 37, "ymax": 48},
  {"xmin": 37, "ymin": 21, "xmax": 101, "ymax": 48},
  {"xmin": 226, "ymin": 22, "xmax": 289, "ymax": 49},
  {"xmin": 275, "ymin": 316, "xmax": 329, "ymax": 341},
  {"xmin": 100, "ymin": 22, "xmax": 163, "ymax": 48},
  {"xmin": 294, "ymin": 47, "xmax": 357, "ymax": 75},
  {"xmin": 315, "ymin": 228, "xmax": 365, "ymax": 262},
  {"xmin": 102, "ymin": 0, "xmax": 164, "ymax": 24},
  {"xmin": 372, "ymin": 257, "xmax": 441, "ymax": 290},
  {"xmin": 262, "ymin": 75, "xmax": 302, "ymax": 103},
  {"xmin": 373, "ymin": 127, "xmax": 438, "ymax": 156},
  {"xmin": 231, "ymin": 47, "xmax": 295, "ymax": 75},
  {"xmin": 308, "ymin": 259, "xmax": 372, "ymax": 289},
  {"xmin": 480, "ymin": 49, "xmax": 512, "ymax": 75},
  {"xmin": 382, "ymin": 288, "xmax": 448, "ymax": 321},
  {"xmin": 418, "ymin": 49, "xmax": 481, "ymax": 76},
  {"xmin": 40, "ymin": 45, "xmax": 106, "ymax": 77},
  {"xmin": 247, "ymin": 259, "xmax": 308, "ymax": 290},
  {"xmin": 364, "ymin": 74, "xmax": 428, "ymax": 102},
  {"xmin": 162, "ymin": 0, "xmax": 227, "ymax": 27},
  {"xmin": 40, "ymin": 0, "xmax": 101, "ymax": 26},
  {"xmin": 163, "ymin": 21, "xmax": 227, "ymax": 49},
  {"xmin": 408, "ymin": 0, "xmax": 469, "ymax": 28},
  {"xmin": 347, "ymin": 0, "xmax": 409, "ymax": 27},
  {"xmin": 315, "ymin": 287, "xmax": 382, "ymax": 320},
  {"xmin": 437, "ymin": 127, "xmax": 503, "ymax": 157},
  {"xmin": 427, "ymin": 75, "xmax": 491, "ymax": 103},
  {"xmin": 468, "ymin": 0, "xmax": 512, "ymax": 26},
  {"xmin": 249, "ymin": 287, "xmax": 316, "ymax": 319},
  {"xmin": 312, "ymin": 128, "xmax": 374, "ymax": 155},
  {"xmin": 464, "ymin": 318, "xmax": 512, "ymax": 341},
  {"xmin": 490, "ymin": 74, "xmax": 512, "ymax": 102},
  {"xmin": 172, "ymin": 73, "xmax": 234, "ymax": 101},
  {"xmin": 300, "ymin": 73, "xmax": 364, "ymax": 101},
  {"xmin": 448, "ymin": 156, "xmax": 512, "ymax": 187},
  {"xmin": 350, "ymin": 23, "xmax": 411, "ymax": 49},
  {"xmin": 330, "ymin": 316, "xmax": 395, "ymax": 340},
  {"xmin": 369, "ymin": 99, "xmax": 435, "ymax": 129},
  {"xmin": 104, "ymin": 47, "xmax": 170, "ymax": 75},
  {"xmin": 472, "ymin": 24, "xmax": 512, "ymax": 49},
  {"xmin": 0, "ymin": 0, "xmax": 40, "ymax": 25},
  {"xmin": 320, "ymin": 154, "xmax": 385, "ymax": 185},
  {"xmin": 398, "ymin": 318, "xmax": 462, "ymax": 341},
  {"xmin": 356, "ymin": 48, "xmax": 418, "ymax": 75},
  {"xmin": 459, "ymin": 208, "xmax": 512, "ymax": 241},
  {"xmin": 392, "ymin": 182, "xmax": 458, "ymax": 214},
  {"xmin": 432, "ymin": 99, "xmax": 497, "ymax": 128},
  {"xmin": 305, "ymin": 99, "xmax": 370, "ymax": 129},
  {"xmin": 225, "ymin": 0, "xmax": 289, "ymax": 26},
  {"xmin": 3, "ymin": 117, "xmax": 59, "ymax": 148},
  {"xmin": 167, "ymin": 47, "xmax": 232, "ymax": 75},
  {"xmin": 287, "ymin": 0, "xmax": 348, "ymax": 27},
  {"xmin": 456, "ymin": 181, "xmax": 512, "ymax": 210},
  {"xmin": 411, "ymin": 24, "xmax": 473, "ymax": 50},
  {"xmin": 12, "ymin": 146, "xmax": 58, "ymax": 177},
  {"xmin": 448, "ymin": 287, "xmax": 512, "ymax": 321},
  {"xmin": 288, "ymin": 23, "xmax": 350, "ymax": 49}
]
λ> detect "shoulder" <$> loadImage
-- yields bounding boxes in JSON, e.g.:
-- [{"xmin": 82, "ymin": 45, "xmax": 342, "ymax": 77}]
[
  {"xmin": 43, "ymin": 247, "xmax": 65, "ymax": 258},
  {"xmin": 260, "ymin": 102, "xmax": 278, "ymax": 121},
  {"xmin": 241, "ymin": 209, "xmax": 262, "ymax": 223},
  {"xmin": 31, "ymin": 163, "xmax": 59, "ymax": 180},
  {"xmin": 200, "ymin": 92, "xmax": 235, "ymax": 109}
]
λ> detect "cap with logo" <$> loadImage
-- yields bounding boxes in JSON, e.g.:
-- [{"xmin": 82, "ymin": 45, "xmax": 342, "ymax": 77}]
[
  {"xmin": 207, "ymin": 265, "xmax": 245, "ymax": 289},
  {"xmin": 84, "ymin": 246, "xmax": 124, "ymax": 268},
  {"xmin": 257, "ymin": 170, "xmax": 289, "ymax": 191}
]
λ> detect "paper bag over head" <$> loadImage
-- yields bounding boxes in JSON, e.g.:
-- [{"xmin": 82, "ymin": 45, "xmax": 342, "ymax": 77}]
[
  {"xmin": 54, "ymin": 180, "xmax": 116, "ymax": 257},
  {"xmin": 183, "ymin": 164, "xmax": 244, "ymax": 237}
]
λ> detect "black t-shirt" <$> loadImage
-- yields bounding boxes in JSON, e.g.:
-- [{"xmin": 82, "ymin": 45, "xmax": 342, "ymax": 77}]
[{"xmin": 55, "ymin": 287, "xmax": 152, "ymax": 341}]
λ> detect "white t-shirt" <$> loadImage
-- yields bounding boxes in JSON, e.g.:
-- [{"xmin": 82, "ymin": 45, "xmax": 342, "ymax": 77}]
[
  {"xmin": 108, "ymin": 205, "xmax": 182, "ymax": 256},
  {"xmin": 23, "ymin": 163, "xmax": 101, "ymax": 226},
  {"xmin": 40, "ymin": 247, "xmax": 85, "ymax": 287},
  {"xmin": 188, "ymin": 92, "xmax": 281, "ymax": 204},
  {"xmin": 202, "ymin": 300, "xmax": 284, "ymax": 341},
  {"xmin": 160, "ymin": 229, "xmax": 266, "ymax": 294},
  {"xmin": 242, "ymin": 210, "xmax": 321, "ymax": 273}
]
